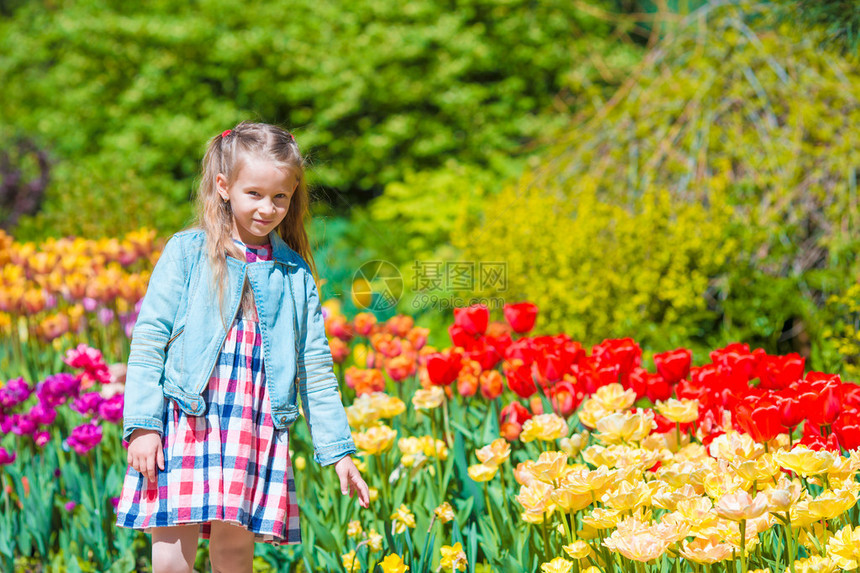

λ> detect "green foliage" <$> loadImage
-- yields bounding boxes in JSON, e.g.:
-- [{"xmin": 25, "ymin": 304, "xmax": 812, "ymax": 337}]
[
  {"xmin": 821, "ymin": 283, "xmax": 860, "ymax": 379},
  {"xmin": 0, "ymin": 0, "xmax": 641, "ymax": 240},
  {"xmin": 454, "ymin": 0, "xmax": 860, "ymax": 362},
  {"xmin": 775, "ymin": 0, "xmax": 860, "ymax": 55}
]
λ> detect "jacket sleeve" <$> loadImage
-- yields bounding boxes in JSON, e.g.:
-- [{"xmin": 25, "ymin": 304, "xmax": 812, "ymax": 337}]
[
  {"xmin": 295, "ymin": 265, "xmax": 357, "ymax": 466},
  {"xmin": 122, "ymin": 235, "xmax": 185, "ymax": 443}
]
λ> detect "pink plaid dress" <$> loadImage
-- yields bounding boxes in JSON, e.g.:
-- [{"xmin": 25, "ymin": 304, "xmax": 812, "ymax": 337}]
[{"xmin": 115, "ymin": 238, "xmax": 302, "ymax": 545}]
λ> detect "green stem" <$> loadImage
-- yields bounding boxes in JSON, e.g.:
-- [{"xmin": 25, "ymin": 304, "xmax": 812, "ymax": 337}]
[
  {"xmin": 739, "ymin": 519, "xmax": 747, "ymax": 573},
  {"xmin": 483, "ymin": 485, "xmax": 501, "ymax": 545},
  {"xmin": 429, "ymin": 415, "xmax": 445, "ymax": 500},
  {"xmin": 541, "ymin": 514, "xmax": 551, "ymax": 562},
  {"xmin": 785, "ymin": 511, "xmax": 796, "ymax": 573}
]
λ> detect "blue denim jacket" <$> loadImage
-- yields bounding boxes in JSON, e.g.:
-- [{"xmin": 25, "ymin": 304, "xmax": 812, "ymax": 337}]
[{"xmin": 122, "ymin": 227, "xmax": 357, "ymax": 466}]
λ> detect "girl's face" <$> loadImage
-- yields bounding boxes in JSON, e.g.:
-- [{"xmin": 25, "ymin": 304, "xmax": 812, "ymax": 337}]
[{"xmin": 216, "ymin": 155, "xmax": 299, "ymax": 245}]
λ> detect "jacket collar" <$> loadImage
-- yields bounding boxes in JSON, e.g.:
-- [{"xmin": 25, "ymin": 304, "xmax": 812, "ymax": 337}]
[{"xmin": 267, "ymin": 230, "xmax": 299, "ymax": 267}]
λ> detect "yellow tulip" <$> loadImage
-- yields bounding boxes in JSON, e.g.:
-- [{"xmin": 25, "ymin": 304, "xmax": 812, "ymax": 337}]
[
  {"xmin": 708, "ymin": 431, "xmax": 765, "ymax": 462},
  {"xmin": 434, "ymin": 501, "xmax": 455, "ymax": 524},
  {"xmin": 520, "ymin": 413, "xmax": 569, "ymax": 443},
  {"xmin": 412, "ymin": 386, "xmax": 445, "ymax": 410},
  {"xmin": 560, "ymin": 465, "xmax": 615, "ymax": 496},
  {"xmin": 368, "ymin": 487, "xmax": 379, "ymax": 502},
  {"xmin": 788, "ymin": 555, "xmax": 838, "ymax": 573},
  {"xmin": 440, "ymin": 542, "xmax": 468, "ymax": 571},
  {"xmin": 540, "ymin": 557, "xmax": 573, "ymax": 573},
  {"xmin": 595, "ymin": 410, "xmax": 656, "ymax": 445},
  {"xmin": 367, "ymin": 528, "xmax": 383, "ymax": 552},
  {"xmin": 773, "ymin": 446, "xmax": 836, "ymax": 477},
  {"xmin": 516, "ymin": 481, "xmax": 554, "ymax": 513},
  {"xmin": 655, "ymin": 398, "xmax": 699, "ymax": 423},
  {"xmin": 531, "ymin": 451, "xmax": 569, "ymax": 483},
  {"xmin": 559, "ymin": 431, "xmax": 590, "ymax": 457},
  {"xmin": 347, "ymin": 520, "xmax": 363, "ymax": 538},
  {"xmin": 354, "ymin": 424, "xmax": 398, "ymax": 455},
  {"xmin": 714, "ymin": 491, "xmax": 768, "ymax": 521},
  {"xmin": 651, "ymin": 483, "xmax": 700, "ymax": 511},
  {"xmin": 468, "ymin": 463, "xmax": 498, "ymax": 482},
  {"xmin": 379, "ymin": 553, "xmax": 409, "ymax": 573},
  {"xmin": 582, "ymin": 507, "xmax": 623, "ymax": 529},
  {"xmin": 562, "ymin": 540, "xmax": 592, "ymax": 560},
  {"xmin": 592, "ymin": 383, "xmax": 637, "ymax": 411},
  {"xmin": 827, "ymin": 525, "xmax": 860, "ymax": 571},
  {"xmin": 808, "ymin": 487, "xmax": 858, "ymax": 520},
  {"xmin": 577, "ymin": 399, "xmax": 611, "ymax": 429},
  {"xmin": 601, "ymin": 480, "xmax": 652, "ymax": 512},
  {"xmin": 603, "ymin": 530, "xmax": 669, "ymax": 562},
  {"xmin": 551, "ymin": 484, "xmax": 593, "ymax": 513},
  {"xmin": 679, "ymin": 537, "xmax": 733, "ymax": 564},
  {"xmin": 341, "ymin": 550, "xmax": 361, "ymax": 573},
  {"xmin": 476, "ymin": 438, "xmax": 511, "ymax": 467},
  {"xmin": 390, "ymin": 504, "xmax": 416, "ymax": 534}
]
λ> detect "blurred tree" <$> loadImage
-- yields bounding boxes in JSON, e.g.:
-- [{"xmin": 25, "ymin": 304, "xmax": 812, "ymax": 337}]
[
  {"xmin": 0, "ymin": 0, "xmax": 642, "ymax": 239},
  {"xmin": 455, "ymin": 0, "xmax": 860, "ymax": 366}
]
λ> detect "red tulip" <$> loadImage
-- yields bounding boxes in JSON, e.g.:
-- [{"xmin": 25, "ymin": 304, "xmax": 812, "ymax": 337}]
[
  {"xmin": 806, "ymin": 379, "xmax": 841, "ymax": 426},
  {"xmin": 448, "ymin": 323, "xmax": 477, "ymax": 350},
  {"xmin": 499, "ymin": 400, "xmax": 532, "ymax": 426},
  {"xmin": 548, "ymin": 379, "xmax": 583, "ymax": 418},
  {"xmin": 453, "ymin": 304, "xmax": 489, "ymax": 336},
  {"xmin": 503, "ymin": 302, "xmax": 538, "ymax": 334},
  {"xmin": 465, "ymin": 337, "xmax": 504, "ymax": 371},
  {"xmin": 426, "ymin": 352, "xmax": 462, "ymax": 386},
  {"xmin": 776, "ymin": 392, "xmax": 804, "ymax": 429},
  {"xmin": 756, "ymin": 353, "xmax": 805, "ymax": 390},
  {"xmin": 503, "ymin": 359, "xmax": 538, "ymax": 398},
  {"xmin": 591, "ymin": 338, "xmax": 642, "ymax": 386},
  {"xmin": 735, "ymin": 396, "xmax": 782, "ymax": 443},
  {"xmin": 833, "ymin": 412, "xmax": 860, "ymax": 452},
  {"xmin": 710, "ymin": 343, "xmax": 761, "ymax": 383},
  {"xmin": 653, "ymin": 348, "xmax": 692, "ymax": 385}
]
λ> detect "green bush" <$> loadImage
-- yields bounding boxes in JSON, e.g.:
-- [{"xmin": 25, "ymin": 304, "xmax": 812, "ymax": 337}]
[
  {"xmin": 0, "ymin": 0, "xmax": 641, "ymax": 240},
  {"xmin": 453, "ymin": 0, "xmax": 860, "ymax": 367}
]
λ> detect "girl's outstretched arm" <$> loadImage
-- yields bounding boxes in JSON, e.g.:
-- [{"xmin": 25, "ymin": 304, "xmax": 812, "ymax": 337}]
[
  {"xmin": 122, "ymin": 235, "xmax": 186, "ymax": 443},
  {"xmin": 294, "ymin": 264, "xmax": 358, "ymax": 467}
]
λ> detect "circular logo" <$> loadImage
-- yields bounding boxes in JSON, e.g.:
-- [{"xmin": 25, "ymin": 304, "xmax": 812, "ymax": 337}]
[{"xmin": 351, "ymin": 260, "xmax": 403, "ymax": 311}]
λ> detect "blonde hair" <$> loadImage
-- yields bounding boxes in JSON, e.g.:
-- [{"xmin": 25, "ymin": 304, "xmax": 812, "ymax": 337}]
[{"xmin": 187, "ymin": 121, "xmax": 319, "ymax": 331}]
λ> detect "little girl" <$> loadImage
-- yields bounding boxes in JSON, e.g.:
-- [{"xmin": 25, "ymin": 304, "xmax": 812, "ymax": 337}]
[{"xmin": 115, "ymin": 121, "xmax": 369, "ymax": 572}]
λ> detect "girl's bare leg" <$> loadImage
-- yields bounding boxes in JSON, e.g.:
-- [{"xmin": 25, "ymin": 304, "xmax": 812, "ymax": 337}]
[
  {"xmin": 150, "ymin": 524, "xmax": 200, "ymax": 573},
  {"xmin": 208, "ymin": 520, "xmax": 255, "ymax": 573}
]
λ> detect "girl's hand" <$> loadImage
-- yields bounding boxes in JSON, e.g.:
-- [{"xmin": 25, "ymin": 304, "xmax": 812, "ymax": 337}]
[
  {"xmin": 333, "ymin": 455, "xmax": 370, "ymax": 509},
  {"xmin": 127, "ymin": 428, "xmax": 165, "ymax": 483}
]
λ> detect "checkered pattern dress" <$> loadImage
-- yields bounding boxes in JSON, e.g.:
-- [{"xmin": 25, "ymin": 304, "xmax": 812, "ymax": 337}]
[{"xmin": 115, "ymin": 238, "xmax": 302, "ymax": 545}]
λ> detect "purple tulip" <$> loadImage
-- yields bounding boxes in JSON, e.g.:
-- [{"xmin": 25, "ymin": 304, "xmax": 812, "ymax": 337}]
[
  {"xmin": 29, "ymin": 401, "xmax": 57, "ymax": 426},
  {"xmin": 37, "ymin": 373, "xmax": 81, "ymax": 408},
  {"xmin": 110, "ymin": 496, "xmax": 120, "ymax": 511},
  {"xmin": 34, "ymin": 430, "xmax": 51, "ymax": 447},
  {"xmin": 97, "ymin": 394, "xmax": 123, "ymax": 424},
  {"xmin": 97, "ymin": 307, "xmax": 115, "ymax": 326},
  {"xmin": 64, "ymin": 501, "xmax": 76, "ymax": 512},
  {"xmin": 11, "ymin": 414, "xmax": 37, "ymax": 436},
  {"xmin": 71, "ymin": 392, "xmax": 104, "ymax": 417},
  {"xmin": 45, "ymin": 292, "xmax": 57, "ymax": 310},
  {"xmin": 0, "ymin": 377, "xmax": 33, "ymax": 409},
  {"xmin": 66, "ymin": 423, "xmax": 103, "ymax": 455},
  {"xmin": 0, "ymin": 414, "xmax": 12, "ymax": 434},
  {"xmin": 82, "ymin": 297, "xmax": 98, "ymax": 312},
  {"xmin": 0, "ymin": 447, "xmax": 15, "ymax": 465}
]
